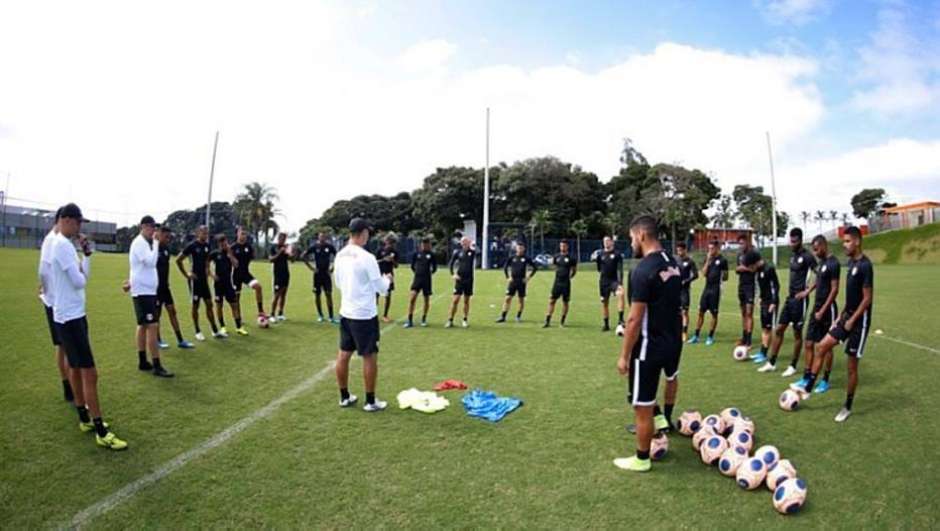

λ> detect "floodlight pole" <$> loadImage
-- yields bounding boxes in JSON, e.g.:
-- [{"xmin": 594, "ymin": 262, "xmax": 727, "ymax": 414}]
[
  {"xmin": 206, "ymin": 131, "xmax": 219, "ymax": 228},
  {"xmin": 765, "ymin": 131, "xmax": 778, "ymax": 267},
  {"xmin": 482, "ymin": 108, "xmax": 490, "ymax": 269}
]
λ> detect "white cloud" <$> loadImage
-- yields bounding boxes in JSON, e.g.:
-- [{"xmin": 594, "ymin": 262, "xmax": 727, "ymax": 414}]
[
  {"xmin": 396, "ymin": 39, "xmax": 457, "ymax": 72},
  {"xmin": 756, "ymin": 0, "xmax": 831, "ymax": 25}
]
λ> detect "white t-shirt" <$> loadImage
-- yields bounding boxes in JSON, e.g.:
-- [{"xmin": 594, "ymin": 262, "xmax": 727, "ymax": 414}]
[
  {"xmin": 51, "ymin": 233, "xmax": 91, "ymax": 323},
  {"xmin": 129, "ymin": 233, "xmax": 160, "ymax": 296},
  {"xmin": 38, "ymin": 228, "xmax": 58, "ymax": 307},
  {"xmin": 335, "ymin": 243, "xmax": 389, "ymax": 320}
]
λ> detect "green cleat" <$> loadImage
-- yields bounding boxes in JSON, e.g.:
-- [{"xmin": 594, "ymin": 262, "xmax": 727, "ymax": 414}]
[
  {"xmin": 613, "ymin": 455, "xmax": 651, "ymax": 472},
  {"xmin": 654, "ymin": 414, "xmax": 670, "ymax": 432},
  {"xmin": 96, "ymin": 431, "xmax": 128, "ymax": 451}
]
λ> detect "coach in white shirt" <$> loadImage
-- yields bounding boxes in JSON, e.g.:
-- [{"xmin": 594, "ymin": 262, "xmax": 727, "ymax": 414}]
[
  {"xmin": 52, "ymin": 203, "xmax": 128, "ymax": 450},
  {"xmin": 129, "ymin": 215, "xmax": 173, "ymax": 377},
  {"xmin": 333, "ymin": 218, "xmax": 392, "ymax": 412},
  {"xmin": 39, "ymin": 207, "xmax": 74, "ymax": 402}
]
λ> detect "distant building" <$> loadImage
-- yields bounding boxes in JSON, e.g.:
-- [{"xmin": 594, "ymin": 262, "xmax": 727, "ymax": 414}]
[
  {"xmin": 0, "ymin": 204, "xmax": 117, "ymax": 251},
  {"xmin": 879, "ymin": 201, "xmax": 940, "ymax": 231},
  {"xmin": 692, "ymin": 228, "xmax": 754, "ymax": 251}
]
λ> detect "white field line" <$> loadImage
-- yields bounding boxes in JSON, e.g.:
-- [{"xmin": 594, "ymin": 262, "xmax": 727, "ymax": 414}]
[{"xmin": 66, "ymin": 293, "xmax": 446, "ymax": 530}]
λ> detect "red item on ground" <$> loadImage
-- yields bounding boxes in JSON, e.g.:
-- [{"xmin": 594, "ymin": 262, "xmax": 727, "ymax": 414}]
[{"xmin": 433, "ymin": 379, "xmax": 468, "ymax": 391}]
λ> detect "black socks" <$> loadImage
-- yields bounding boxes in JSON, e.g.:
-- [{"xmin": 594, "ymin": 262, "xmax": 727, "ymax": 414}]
[
  {"xmin": 77, "ymin": 405, "xmax": 90, "ymax": 423},
  {"xmin": 637, "ymin": 449, "xmax": 650, "ymax": 460},
  {"xmin": 93, "ymin": 417, "xmax": 107, "ymax": 437},
  {"xmin": 218, "ymin": 315, "xmax": 226, "ymax": 327},
  {"xmin": 823, "ymin": 370, "xmax": 831, "ymax": 382},
  {"xmin": 138, "ymin": 350, "xmax": 147, "ymax": 364},
  {"xmin": 174, "ymin": 329, "xmax": 184, "ymax": 343},
  {"xmin": 235, "ymin": 317, "xmax": 242, "ymax": 329},
  {"xmin": 340, "ymin": 388, "xmax": 350, "ymax": 401},
  {"xmin": 845, "ymin": 394, "xmax": 854, "ymax": 410},
  {"xmin": 618, "ymin": 311, "xmax": 624, "ymax": 324},
  {"xmin": 664, "ymin": 404, "xmax": 674, "ymax": 424},
  {"xmin": 366, "ymin": 392, "xmax": 375, "ymax": 405}
]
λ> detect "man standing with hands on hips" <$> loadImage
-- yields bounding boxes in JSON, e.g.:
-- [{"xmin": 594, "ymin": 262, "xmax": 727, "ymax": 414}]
[
  {"xmin": 333, "ymin": 218, "xmax": 393, "ymax": 412},
  {"xmin": 129, "ymin": 216, "xmax": 174, "ymax": 377}
]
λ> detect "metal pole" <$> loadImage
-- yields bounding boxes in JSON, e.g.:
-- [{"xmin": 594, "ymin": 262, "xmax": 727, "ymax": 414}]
[
  {"xmin": 482, "ymin": 108, "xmax": 490, "ymax": 269},
  {"xmin": 765, "ymin": 131, "xmax": 778, "ymax": 266},
  {"xmin": 206, "ymin": 131, "xmax": 219, "ymax": 228}
]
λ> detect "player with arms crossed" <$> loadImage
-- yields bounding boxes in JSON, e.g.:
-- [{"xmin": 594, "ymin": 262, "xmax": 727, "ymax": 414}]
[
  {"xmin": 543, "ymin": 240, "xmax": 577, "ymax": 328},
  {"xmin": 303, "ymin": 232, "xmax": 338, "ymax": 323},
  {"xmin": 792, "ymin": 235, "xmax": 840, "ymax": 393},
  {"xmin": 675, "ymin": 242, "xmax": 697, "ymax": 341},
  {"xmin": 596, "ymin": 236, "xmax": 625, "ymax": 332},
  {"xmin": 176, "ymin": 225, "xmax": 221, "ymax": 340},
  {"xmin": 688, "ymin": 241, "xmax": 728, "ymax": 346},
  {"xmin": 614, "ymin": 216, "xmax": 682, "ymax": 473},
  {"xmin": 446, "ymin": 236, "xmax": 477, "ymax": 328},
  {"xmin": 404, "ymin": 237, "xmax": 436, "ymax": 328},
  {"xmin": 791, "ymin": 226, "xmax": 872, "ymax": 422},
  {"xmin": 269, "ymin": 232, "xmax": 290, "ymax": 322},
  {"xmin": 496, "ymin": 242, "xmax": 537, "ymax": 323},
  {"xmin": 374, "ymin": 235, "xmax": 399, "ymax": 323}
]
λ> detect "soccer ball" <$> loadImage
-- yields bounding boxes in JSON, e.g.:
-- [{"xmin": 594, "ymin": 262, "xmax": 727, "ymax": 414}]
[
  {"xmin": 728, "ymin": 429, "xmax": 754, "ymax": 453},
  {"xmin": 699, "ymin": 435, "xmax": 728, "ymax": 465},
  {"xmin": 677, "ymin": 410, "xmax": 703, "ymax": 436},
  {"xmin": 754, "ymin": 445, "xmax": 781, "ymax": 468},
  {"xmin": 773, "ymin": 477, "xmax": 808, "ymax": 514},
  {"xmin": 736, "ymin": 457, "xmax": 767, "ymax": 490},
  {"xmin": 651, "ymin": 434, "xmax": 669, "ymax": 461},
  {"xmin": 779, "ymin": 389, "xmax": 800, "ymax": 411},
  {"xmin": 733, "ymin": 345, "xmax": 749, "ymax": 361},
  {"xmin": 703, "ymin": 414, "xmax": 725, "ymax": 435},
  {"xmin": 615, "ymin": 323, "xmax": 625, "ymax": 336},
  {"xmin": 257, "ymin": 315, "xmax": 270, "ymax": 328},
  {"xmin": 720, "ymin": 407, "xmax": 742, "ymax": 429},
  {"xmin": 734, "ymin": 416, "xmax": 756, "ymax": 435},
  {"xmin": 718, "ymin": 446, "xmax": 749, "ymax": 477},
  {"xmin": 766, "ymin": 459, "xmax": 797, "ymax": 491},
  {"xmin": 692, "ymin": 425, "xmax": 717, "ymax": 451}
]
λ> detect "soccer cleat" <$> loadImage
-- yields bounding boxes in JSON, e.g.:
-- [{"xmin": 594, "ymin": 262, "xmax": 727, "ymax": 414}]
[
  {"xmin": 687, "ymin": 335, "xmax": 699, "ymax": 344},
  {"xmin": 792, "ymin": 377, "xmax": 809, "ymax": 390},
  {"xmin": 219, "ymin": 326, "xmax": 227, "ymax": 335},
  {"xmin": 339, "ymin": 394, "xmax": 358, "ymax": 408},
  {"xmin": 158, "ymin": 340, "xmax": 169, "ymax": 349},
  {"xmin": 602, "ymin": 324, "xmax": 610, "ymax": 332},
  {"xmin": 834, "ymin": 407, "xmax": 852, "ymax": 423},
  {"xmin": 751, "ymin": 353, "xmax": 768, "ymax": 364},
  {"xmin": 461, "ymin": 320, "xmax": 469, "ymax": 328},
  {"xmin": 420, "ymin": 320, "xmax": 428, "ymax": 327},
  {"xmin": 153, "ymin": 366, "xmax": 175, "ymax": 378},
  {"xmin": 317, "ymin": 316, "xmax": 325, "ymax": 323},
  {"xmin": 542, "ymin": 322, "xmax": 550, "ymax": 328},
  {"xmin": 781, "ymin": 365, "xmax": 797, "ymax": 377},
  {"xmin": 178, "ymin": 340, "xmax": 195, "ymax": 349},
  {"xmin": 194, "ymin": 332, "xmax": 206, "ymax": 341},
  {"xmin": 402, "ymin": 321, "xmax": 413, "ymax": 329},
  {"xmin": 613, "ymin": 456, "xmax": 651, "ymax": 472},
  {"xmin": 654, "ymin": 414, "xmax": 670, "ymax": 432},
  {"xmin": 813, "ymin": 380, "xmax": 831, "ymax": 394},
  {"xmin": 705, "ymin": 336, "xmax": 715, "ymax": 346},
  {"xmin": 331, "ymin": 318, "xmax": 340, "ymax": 325},
  {"xmin": 79, "ymin": 419, "xmax": 109, "ymax": 433},
  {"xmin": 236, "ymin": 327, "xmax": 249, "ymax": 336},
  {"xmin": 95, "ymin": 431, "xmax": 128, "ymax": 451},
  {"xmin": 277, "ymin": 315, "xmax": 286, "ymax": 322},
  {"xmin": 515, "ymin": 316, "xmax": 522, "ymax": 323},
  {"xmin": 495, "ymin": 316, "xmax": 506, "ymax": 323},
  {"xmin": 444, "ymin": 320, "xmax": 453, "ymax": 328},
  {"xmin": 757, "ymin": 362, "xmax": 777, "ymax": 373},
  {"xmin": 363, "ymin": 400, "xmax": 388, "ymax": 412},
  {"xmin": 138, "ymin": 359, "xmax": 153, "ymax": 372}
]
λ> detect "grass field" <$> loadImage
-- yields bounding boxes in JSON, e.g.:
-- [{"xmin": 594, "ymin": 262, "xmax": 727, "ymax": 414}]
[{"xmin": 2, "ymin": 246, "xmax": 939, "ymax": 529}]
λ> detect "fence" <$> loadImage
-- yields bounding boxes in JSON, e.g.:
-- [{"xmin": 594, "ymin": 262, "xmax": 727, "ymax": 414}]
[{"xmin": 869, "ymin": 207, "xmax": 940, "ymax": 234}]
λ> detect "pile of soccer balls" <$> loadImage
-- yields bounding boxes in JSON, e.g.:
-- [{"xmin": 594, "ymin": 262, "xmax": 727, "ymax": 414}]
[{"xmin": 673, "ymin": 407, "xmax": 808, "ymax": 515}]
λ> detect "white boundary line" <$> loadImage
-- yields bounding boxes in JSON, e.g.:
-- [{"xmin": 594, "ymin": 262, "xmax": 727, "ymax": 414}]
[
  {"xmin": 66, "ymin": 293, "xmax": 447, "ymax": 530},
  {"xmin": 874, "ymin": 334, "xmax": 940, "ymax": 354}
]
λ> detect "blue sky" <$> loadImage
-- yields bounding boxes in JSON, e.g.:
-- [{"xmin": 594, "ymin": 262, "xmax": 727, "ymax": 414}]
[{"xmin": 0, "ymin": 0, "xmax": 938, "ymax": 229}]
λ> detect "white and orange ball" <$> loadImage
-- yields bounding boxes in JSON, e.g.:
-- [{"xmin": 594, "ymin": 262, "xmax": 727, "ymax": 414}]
[
  {"xmin": 773, "ymin": 477, "xmax": 808, "ymax": 514},
  {"xmin": 651, "ymin": 434, "xmax": 669, "ymax": 461},
  {"xmin": 736, "ymin": 457, "xmax": 767, "ymax": 490},
  {"xmin": 766, "ymin": 459, "xmax": 797, "ymax": 491},
  {"xmin": 733, "ymin": 345, "xmax": 749, "ymax": 361},
  {"xmin": 779, "ymin": 389, "xmax": 801, "ymax": 411},
  {"xmin": 718, "ymin": 446, "xmax": 749, "ymax": 477},
  {"xmin": 699, "ymin": 435, "xmax": 728, "ymax": 465},
  {"xmin": 677, "ymin": 410, "xmax": 703, "ymax": 437}
]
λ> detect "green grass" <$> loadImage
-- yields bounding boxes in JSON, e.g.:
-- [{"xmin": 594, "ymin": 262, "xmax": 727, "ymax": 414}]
[
  {"xmin": 760, "ymin": 223, "xmax": 940, "ymax": 265},
  {"xmin": 1, "ymin": 247, "xmax": 939, "ymax": 528}
]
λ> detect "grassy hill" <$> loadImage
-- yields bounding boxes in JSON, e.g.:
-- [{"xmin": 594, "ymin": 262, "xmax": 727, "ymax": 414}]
[{"xmin": 757, "ymin": 223, "xmax": 940, "ymax": 265}]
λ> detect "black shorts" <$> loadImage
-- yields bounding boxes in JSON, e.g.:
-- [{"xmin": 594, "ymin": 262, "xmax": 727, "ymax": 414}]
[
  {"xmin": 156, "ymin": 286, "xmax": 174, "ymax": 307},
  {"xmin": 56, "ymin": 317, "xmax": 95, "ymax": 368},
  {"xmin": 506, "ymin": 278, "xmax": 527, "ymax": 298},
  {"xmin": 339, "ymin": 316, "xmax": 380, "ymax": 356},
  {"xmin": 806, "ymin": 303, "xmax": 839, "ymax": 343},
  {"xmin": 190, "ymin": 277, "xmax": 212, "ymax": 302},
  {"xmin": 551, "ymin": 282, "xmax": 571, "ymax": 303},
  {"xmin": 599, "ymin": 279, "xmax": 622, "ymax": 300},
  {"xmin": 233, "ymin": 270, "xmax": 256, "ymax": 292},
  {"xmin": 699, "ymin": 287, "xmax": 721, "ymax": 315},
  {"xmin": 760, "ymin": 301, "xmax": 778, "ymax": 330},
  {"xmin": 679, "ymin": 288, "xmax": 691, "ymax": 310},
  {"xmin": 214, "ymin": 281, "xmax": 237, "ymax": 303},
  {"xmin": 132, "ymin": 295, "xmax": 159, "ymax": 325},
  {"xmin": 828, "ymin": 312, "xmax": 871, "ymax": 358},
  {"xmin": 454, "ymin": 278, "xmax": 474, "ymax": 296},
  {"xmin": 628, "ymin": 349, "xmax": 681, "ymax": 407},
  {"xmin": 778, "ymin": 297, "xmax": 808, "ymax": 332},
  {"xmin": 738, "ymin": 287, "xmax": 755, "ymax": 307},
  {"xmin": 273, "ymin": 272, "xmax": 290, "ymax": 292},
  {"xmin": 314, "ymin": 271, "xmax": 332, "ymax": 294},
  {"xmin": 410, "ymin": 276, "xmax": 432, "ymax": 296},
  {"xmin": 44, "ymin": 304, "xmax": 60, "ymax": 346}
]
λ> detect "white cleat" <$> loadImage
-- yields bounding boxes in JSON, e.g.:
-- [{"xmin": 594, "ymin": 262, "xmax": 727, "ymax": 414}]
[
  {"xmin": 194, "ymin": 332, "xmax": 206, "ymax": 341},
  {"xmin": 363, "ymin": 400, "xmax": 388, "ymax": 412},
  {"xmin": 462, "ymin": 320, "xmax": 469, "ymax": 328},
  {"xmin": 213, "ymin": 331, "xmax": 228, "ymax": 339},
  {"xmin": 277, "ymin": 315, "xmax": 286, "ymax": 322},
  {"xmin": 781, "ymin": 366, "xmax": 797, "ymax": 377},
  {"xmin": 444, "ymin": 321, "xmax": 453, "ymax": 328},
  {"xmin": 757, "ymin": 362, "xmax": 776, "ymax": 373},
  {"xmin": 339, "ymin": 394, "xmax": 358, "ymax": 408},
  {"xmin": 834, "ymin": 407, "xmax": 852, "ymax": 423}
]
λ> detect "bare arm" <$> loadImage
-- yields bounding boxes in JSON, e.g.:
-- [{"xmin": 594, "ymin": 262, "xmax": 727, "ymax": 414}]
[{"xmin": 618, "ymin": 301, "xmax": 646, "ymax": 375}]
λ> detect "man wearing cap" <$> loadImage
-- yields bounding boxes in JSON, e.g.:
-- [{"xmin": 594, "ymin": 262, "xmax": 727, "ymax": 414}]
[
  {"xmin": 52, "ymin": 204, "xmax": 128, "ymax": 449},
  {"xmin": 129, "ymin": 216, "xmax": 174, "ymax": 377},
  {"xmin": 38, "ymin": 207, "xmax": 73, "ymax": 402},
  {"xmin": 333, "ymin": 218, "xmax": 392, "ymax": 412}
]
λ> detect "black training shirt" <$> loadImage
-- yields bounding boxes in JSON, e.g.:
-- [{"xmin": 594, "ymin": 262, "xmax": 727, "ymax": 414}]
[
  {"xmin": 209, "ymin": 249, "xmax": 233, "ymax": 281},
  {"xmin": 504, "ymin": 255, "xmax": 537, "ymax": 280},
  {"xmin": 553, "ymin": 253, "xmax": 577, "ymax": 284},
  {"xmin": 157, "ymin": 246, "xmax": 171, "ymax": 289},
  {"xmin": 375, "ymin": 247, "xmax": 398, "ymax": 275},
  {"xmin": 787, "ymin": 246, "xmax": 815, "ymax": 297},
  {"xmin": 736, "ymin": 248, "xmax": 762, "ymax": 291},
  {"xmin": 270, "ymin": 244, "xmax": 289, "ymax": 276},
  {"xmin": 704, "ymin": 255, "xmax": 728, "ymax": 289},
  {"xmin": 411, "ymin": 250, "xmax": 437, "ymax": 278},
  {"xmin": 450, "ymin": 248, "xmax": 477, "ymax": 278},
  {"xmin": 814, "ymin": 255, "xmax": 840, "ymax": 306},
  {"xmin": 231, "ymin": 242, "xmax": 254, "ymax": 274},
  {"xmin": 757, "ymin": 264, "xmax": 780, "ymax": 304},
  {"xmin": 306, "ymin": 242, "xmax": 336, "ymax": 273},
  {"xmin": 844, "ymin": 255, "xmax": 873, "ymax": 316},
  {"xmin": 678, "ymin": 256, "xmax": 698, "ymax": 289},
  {"xmin": 596, "ymin": 250, "xmax": 623, "ymax": 283},
  {"xmin": 181, "ymin": 240, "xmax": 211, "ymax": 279},
  {"xmin": 629, "ymin": 250, "xmax": 683, "ymax": 357}
]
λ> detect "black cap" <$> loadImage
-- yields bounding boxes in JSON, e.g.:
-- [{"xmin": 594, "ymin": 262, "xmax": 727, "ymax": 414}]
[
  {"xmin": 59, "ymin": 203, "xmax": 90, "ymax": 223},
  {"xmin": 54, "ymin": 207, "xmax": 63, "ymax": 221},
  {"xmin": 348, "ymin": 217, "xmax": 373, "ymax": 233},
  {"xmin": 140, "ymin": 215, "xmax": 156, "ymax": 226}
]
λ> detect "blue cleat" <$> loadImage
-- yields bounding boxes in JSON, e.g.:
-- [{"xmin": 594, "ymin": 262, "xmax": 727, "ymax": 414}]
[
  {"xmin": 813, "ymin": 379, "xmax": 831, "ymax": 394},
  {"xmin": 792, "ymin": 377, "xmax": 808, "ymax": 390},
  {"xmin": 751, "ymin": 352, "xmax": 768, "ymax": 364},
  {"xmin": 331, "ymin": 318, "xmax": 340, "ymax": 325},
  {"xmin": 687, "ymin": 335, "xmax": 700, "ymax": 344},
  {"xmin": 178, "ymin": 340, "xmax": 195, "ymax": 349},
  {"xmin": 705, "ymin": 336, "xmax": 715, "ymax": 346}
]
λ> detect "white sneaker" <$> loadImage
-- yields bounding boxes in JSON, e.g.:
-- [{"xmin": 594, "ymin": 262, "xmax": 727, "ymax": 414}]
[
  {"xmin": 214, "ymin": 331, "xmax": 227, "ymax": 339},
  {"xmin": 757, "ymin": 362, "xmax": 776, "ymax": 373},
  {"xmin": 194, "ymin": 332, "xmax": 206, "ymax": 341},
  {"xmin": 834, "ymin": 407, "xmax": 852, "ymax": 423},
  {"xmin": 444, "ymin": 321, "xmax": 453, "ymax": 328},
  {"xmin": 462, "ymin": 320, "xmax": 469, "ymax": 328},
  {"xmin": 277, "ymin": 315, "xmax": 286, "ymax": 322},
  {"xmin": 339, "ymin": 394, "xmax": 358, "ymax": 408},
  {"xmin": 781, "ymin": 366, "xmax": 797, "ymax": 377},
  {"xmin": 363, "ymin": 400, "xmax": 388, "ymax": 412}
]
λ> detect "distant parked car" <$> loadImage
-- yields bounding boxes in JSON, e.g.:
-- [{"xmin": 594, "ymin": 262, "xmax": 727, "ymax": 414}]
[{"xmin": 534, "ymin": 253, "xmax": 552, "ymax": 267}]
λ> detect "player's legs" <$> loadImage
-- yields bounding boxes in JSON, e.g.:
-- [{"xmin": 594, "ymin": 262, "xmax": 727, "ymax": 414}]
[
  {"xmin": 406, "ymin": 290, "xmax": 419, "ymax": 325},
  {"xmin": 600, "ymin": 294, "xmax": 611, "ymax": 331},
  {"xmin": 448, "ymin": 294, "xmax": 460, "ymax": 322},
  {"xmin": 191, "ymin": 298, "xmax": 201, "ymax": 332},
  {"xmin": 382, "ymin": 291, "xmax": 392, "ymax": 321},
  {"xmin": 786, "ymin": 327, "xmax": 804, "ymax": 373},
  {"xmin": 324, "ymin": 290, "xmax": 335, "ymax": 320},
  {"xmin": 314, "ymin": 290, "xmax": 324, "ymax": 319},
  {"xmin": 517, "ymin": 295, "xmax": 526, "ymax": 318},
  {"xmin": 497, "ymin": 292, "xmax": 513, "ymax": 322},
  {"xmin": 462, "ymin": 295, "xmax": 471, "ymax": 321},
  {"xmin": 741, "ymin": 302, "xmax": 754, "ymax": 346},
  {"xmin": 215, "ymin": 298, "xmax": 227, "ymax": 329},
  {"xmin": 335, "ymin": 349, "xmax": 353, "ymax": 394},
  {"xmin": 708, "ymin": 310, "xmax": 719, "ymax": 337},
  {"xmin": 421, "ymin": 294, "xmax": 430, "ymax": 321},
  {"xmin": 269, "ymin": 289, "xmax": 281, "ymax": 318},
  {"xmin": 615, "ymin": 286, "xmax": 626, "ymax": 325},
  {"xmin": 362, "ymin": 354, "xmax": 378, "ymax": 396},
  {"xmin": 203, "ymin": 297, "xmax": 219, "ymax": 332},
  {"xmin": 692, "ymin": 310, "xmax": 706, "ymax": 340},
  {"xmin": 845, "ymin": 356, "xmax": 858, "ymax": 402},
  {"xmin": 760, "ymin": 322, "xmax": 790, "ymax": 371},
  {"xmin": 136, "ymin": 325, "xmax": 151, "ymax": 369},
  {"xmin": 251, "ymin": 281, "xmax": 265, "ymax": 314},
  {"xmin": 56, "ymin": 344, "xmax": 71, "ymax": 399},
  {"xmin": 681, "ymin": 308, "xmax": 689, "ymax": 341}
]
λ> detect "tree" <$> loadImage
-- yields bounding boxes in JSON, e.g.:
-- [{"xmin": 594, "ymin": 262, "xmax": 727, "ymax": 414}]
[
  {"xmin": 814, "ymin": 210, "xmax": 826, "ymax": 234},
  {"xmin": 619, "ymin": 138, "xmax": 648, "ymax": 168},
  {"xmin": 850, "ymin": 188, "xmax": 886, "ymax": 220},
  {"xmin": 602, "ymin": 211, "xmax": 622, "ymax": 239},
  {"xmin": 800, "ymin": 211, "xmax": 811, "ymax": 231},
  {"xmin": 233, "ymin": 182, "xmax": 281, "ymax": 249},
  {"xmin": 163, "ymin": 201, "xmax": 239, "ymax": 243},
  {"xmin": 530, "ymin": 209, "xmax": 552, "ymax": 253},
  {"xmin": 829, "ymin": 210, "xmax": 839, "ymax": 231},
  {"xmin": 840, "ymin": 212, "xmax": 850, "ymax": 227},
  {"xmin": 570, "ymin": 218, "xmax": 588, "ymax": 259},
  {"xmin": 643, "ymin": 164, "xmax": 720, "ymax": 247},
  {"xmin": 732, "ymin": 184, "xmax": 786, "ymax": 247},
  {"xmin": 411, "ymin": 166, "xmax": 487, "ymax": 239},
  {"xmin": 711, "ymin": 195, "xmax": 737, "ymax": 244},
  {"xmin": 115, "ymin": 225, "xmax": 138, "ymax": 253}
]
